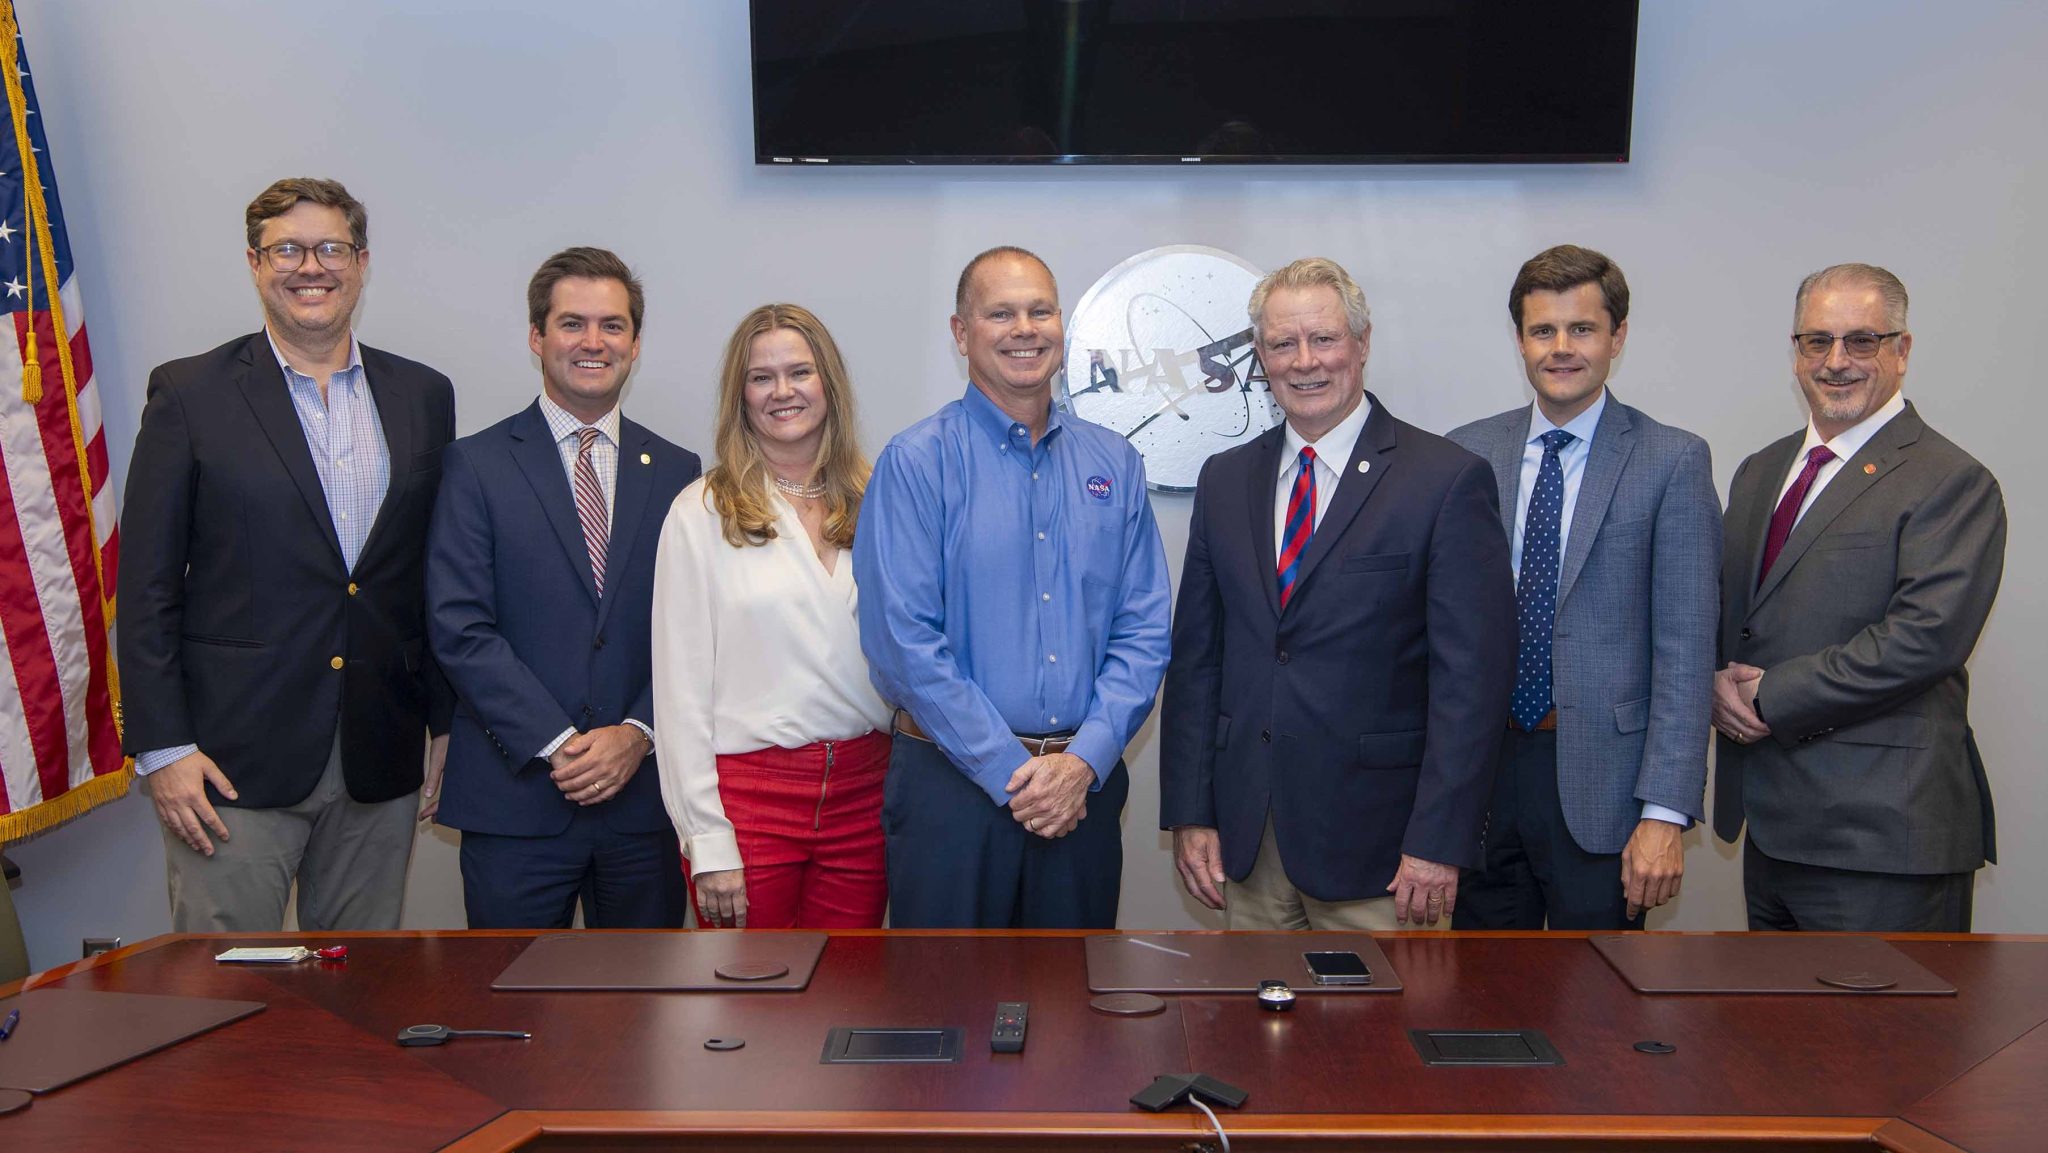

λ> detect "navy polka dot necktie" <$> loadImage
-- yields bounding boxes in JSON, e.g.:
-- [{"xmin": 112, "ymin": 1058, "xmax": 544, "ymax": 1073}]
[{"xmin": 1512, "ymin": 430, "xmax": 1574, "ymax": 732}]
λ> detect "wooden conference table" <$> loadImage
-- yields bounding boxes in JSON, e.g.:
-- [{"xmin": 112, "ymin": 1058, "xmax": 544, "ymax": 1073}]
[{"xmin": 2, "ymin": 929, "xmax": 2044, "ymax": 1151}]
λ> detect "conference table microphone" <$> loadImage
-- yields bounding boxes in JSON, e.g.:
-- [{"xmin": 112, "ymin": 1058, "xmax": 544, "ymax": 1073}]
[{"xmin": 396, "ymin": 1023, "xmax": 532, "ymax": 1047}]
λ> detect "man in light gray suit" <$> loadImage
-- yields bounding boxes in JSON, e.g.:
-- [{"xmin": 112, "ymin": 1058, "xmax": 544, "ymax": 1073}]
[
  {"xmin": 1449, "ymin": 245, "xmax": 1720, "ymax": 930},
  {"xmin": 1713, "ymin": 263, "xmax": 2004, "ymax": 932}
]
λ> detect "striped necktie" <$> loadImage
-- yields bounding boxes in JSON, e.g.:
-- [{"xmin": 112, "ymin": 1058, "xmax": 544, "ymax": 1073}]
[
  {"xmin": 1277, "ymin": 446, "xmax": 1316, "ymax": 609},
  {"xmin": 572, "ymin": 426, "xmax": 609, "ymax": 595}
]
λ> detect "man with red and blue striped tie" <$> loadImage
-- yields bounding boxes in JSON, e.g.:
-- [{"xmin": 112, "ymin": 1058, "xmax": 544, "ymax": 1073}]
[{"xmin": 1162, "ymin": 257, "xmax": 1517, "ymax": 930}]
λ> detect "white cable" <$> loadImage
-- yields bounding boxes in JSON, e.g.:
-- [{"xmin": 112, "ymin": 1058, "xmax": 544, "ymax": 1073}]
[{"xmin": 1188, "ymin": 1094, "xmax": 1230, "ymax": 1153}]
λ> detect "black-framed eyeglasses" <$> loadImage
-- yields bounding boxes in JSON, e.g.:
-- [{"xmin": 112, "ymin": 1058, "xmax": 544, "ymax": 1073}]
[
  {"xmin": 255, "ymin": 241, "xmax": 361, "ymax": 273},
  {"xmin": 1791, "ymin": 331, "xmax": 1901, "ymax": 359}
]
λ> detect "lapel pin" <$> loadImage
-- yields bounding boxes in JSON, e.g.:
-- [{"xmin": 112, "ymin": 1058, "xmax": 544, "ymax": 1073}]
[
  {"xmin": 1863, "ymin": 463, "xmax": 1876, "ymax": 475},
  {"xmin": 1357, "ymin": 460, "xmax": 1370, "ymax": 474},
  {"xmin": 641, "ymin": 453, "xmax": 652, "ymax": 465}
]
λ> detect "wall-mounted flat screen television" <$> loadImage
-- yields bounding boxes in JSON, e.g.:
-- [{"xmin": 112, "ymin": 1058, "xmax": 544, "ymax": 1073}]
[{"xmin": 751, "ymin": 1, "xmax": 1639, "ymax": 165}]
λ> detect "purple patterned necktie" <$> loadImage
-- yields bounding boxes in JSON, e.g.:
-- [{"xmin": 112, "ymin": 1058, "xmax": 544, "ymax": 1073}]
[{"xmin": 1757, "ymin": 445, "xmax": 1836, "ymax": 588}]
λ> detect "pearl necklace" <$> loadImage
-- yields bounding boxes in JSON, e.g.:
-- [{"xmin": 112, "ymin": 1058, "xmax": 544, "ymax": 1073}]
[{"xmin": 772, "ymin": 475, "xmax": 827, "ymax": 500}]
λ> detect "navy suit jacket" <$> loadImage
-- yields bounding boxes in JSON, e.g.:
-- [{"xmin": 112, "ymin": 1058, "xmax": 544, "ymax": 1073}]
[
  {"xmin": 119, "ymin": 332, "xmax": 455, "ymax": 808},
  {"xmin": 426, "ymin": 401, "xmax": 699, "ymax": 837},
  {"xmin": 1160, "ymin": 395, "xmax": 1517, "ymax": 901}
]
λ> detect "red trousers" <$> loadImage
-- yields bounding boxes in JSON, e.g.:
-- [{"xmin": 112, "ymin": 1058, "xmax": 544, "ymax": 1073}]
[{"xmin": 687, "ymin": 730, "xmax": 890, "ymax": 929}]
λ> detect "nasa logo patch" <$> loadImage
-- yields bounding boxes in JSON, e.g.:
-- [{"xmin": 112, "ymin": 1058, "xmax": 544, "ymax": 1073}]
[{"xmin": 1086, "ymin": 475, "xmax": 1113, "ymax": 501}]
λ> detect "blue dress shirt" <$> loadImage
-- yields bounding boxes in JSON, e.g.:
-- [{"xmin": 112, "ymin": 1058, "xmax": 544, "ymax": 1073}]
[{"xmin": 854, "ymin": 386, "xmax": 1172, "ymax": 806}]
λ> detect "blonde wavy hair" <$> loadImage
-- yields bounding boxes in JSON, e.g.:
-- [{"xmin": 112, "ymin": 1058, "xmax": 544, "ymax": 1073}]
[{"xmin": 704, "ymin": 304, "xmax": 870, "ymax": 550}]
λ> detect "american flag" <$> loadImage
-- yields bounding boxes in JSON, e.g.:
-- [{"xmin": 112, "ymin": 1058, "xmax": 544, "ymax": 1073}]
[{"xmin": 0, "ymin": 2, "xmax": 125, "ymax": 840}]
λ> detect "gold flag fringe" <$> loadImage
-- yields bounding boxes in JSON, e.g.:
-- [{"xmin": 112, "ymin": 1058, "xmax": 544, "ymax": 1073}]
[{"xmin": 0, "ymin": 763, "xmax": 133, "ymax": 843}]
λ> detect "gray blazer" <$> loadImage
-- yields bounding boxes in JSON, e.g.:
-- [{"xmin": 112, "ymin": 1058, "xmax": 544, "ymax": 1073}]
[
  {"xmin": 1449, "ymin": 393, "xmax": 1720, "ymax": 855},
  {"xmin": 1712, "ymin": 401, "xmax": 2004, "ymax": 873}
]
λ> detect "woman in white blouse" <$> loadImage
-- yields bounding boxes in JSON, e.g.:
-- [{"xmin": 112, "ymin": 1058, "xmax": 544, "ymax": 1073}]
[{"xmin": 652, "ymin": 304, "xmax": 893, "ymax": 928}]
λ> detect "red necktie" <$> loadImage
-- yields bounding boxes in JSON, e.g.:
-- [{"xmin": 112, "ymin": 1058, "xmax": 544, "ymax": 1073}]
[
  {"xmin": 573, "ymin": 427, "xmax": 609, "ymax": 595},
  {"xmin": 1757, "ymin": 445, "xmax": 1836, "ymax": 588},
  {"xmin": 1277, "ymin": 447, "xmax": 1316, "ymax": 608}
]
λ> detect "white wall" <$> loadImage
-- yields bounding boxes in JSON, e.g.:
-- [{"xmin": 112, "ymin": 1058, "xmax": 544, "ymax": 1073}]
[{"xmin": 7, "ymin": 0, "xmax": 2043, "ymax": 970}]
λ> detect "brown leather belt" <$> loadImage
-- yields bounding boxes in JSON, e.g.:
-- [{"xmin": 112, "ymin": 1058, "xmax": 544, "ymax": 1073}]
[
  {"xmin": 1512, "ymin": 709, "xmax": 1559, "ymax": 732},
  {"xmin": 894, "ymin": 709, "xmax": 1075, "ymax": 757}
]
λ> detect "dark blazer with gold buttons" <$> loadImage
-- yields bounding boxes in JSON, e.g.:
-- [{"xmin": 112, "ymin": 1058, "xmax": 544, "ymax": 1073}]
[{"xmin": 118, "ymin": 332, "xmax": 457, "ymax": 808}]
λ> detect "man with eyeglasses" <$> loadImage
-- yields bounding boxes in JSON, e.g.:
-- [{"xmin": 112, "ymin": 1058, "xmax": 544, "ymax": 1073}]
[
  {"xmin": 1712, "ymin": 263, "xmax": 2005, "ymax": 931},
  {"xmin": 119, "ymin": 178, "xmax": 456, "ymax": 932}
]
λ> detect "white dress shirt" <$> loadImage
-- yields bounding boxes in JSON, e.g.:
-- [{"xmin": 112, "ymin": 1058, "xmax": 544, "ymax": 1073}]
[
  {"xmin": 651, "ymin": 478, "xmax": 894, "ymax": 876},
  {"xmin": 1515, "ymin": 391, "xmax": 1688, "ymax": 830},
  {"xmin": 1775, "ymin": 391, "xmax": 1907, "ymax": 524},
  {"xmin": 1272, "ymin": 395, "xmax": 1373, "ymax": 557}
]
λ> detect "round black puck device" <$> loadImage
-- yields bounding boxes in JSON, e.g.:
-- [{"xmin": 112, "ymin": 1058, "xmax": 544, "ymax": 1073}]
[{"xmin": 1257, "ymin": 979, "xmax": 1296, "ymax": 1011}]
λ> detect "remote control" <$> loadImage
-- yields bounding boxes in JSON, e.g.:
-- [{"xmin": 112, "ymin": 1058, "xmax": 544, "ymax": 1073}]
[{"xmin": 991, "ymin": 1001, "xmax": 1028, "ymax": 1053}]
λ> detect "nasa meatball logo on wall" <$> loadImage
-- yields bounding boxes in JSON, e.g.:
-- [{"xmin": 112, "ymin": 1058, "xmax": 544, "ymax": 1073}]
[{"xmin": 1059, "ymin": 245, "xmax": 1277, "ymax": 493}]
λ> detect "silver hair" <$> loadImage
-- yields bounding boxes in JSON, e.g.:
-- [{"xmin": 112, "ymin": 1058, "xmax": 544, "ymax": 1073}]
[
  {"xmin": 1795, "ymin": 263, "xmax": 1909, "ymax": 331},
  {"xmin": 1249, "ymin": 257, "xmax": 1372, "ymax": 341}
]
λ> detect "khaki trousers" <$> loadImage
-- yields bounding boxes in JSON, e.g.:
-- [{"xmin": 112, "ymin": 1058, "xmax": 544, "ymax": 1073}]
[{"xmin": 1227, "ymin": 814, "xmax": 1402, "ymax": 932}]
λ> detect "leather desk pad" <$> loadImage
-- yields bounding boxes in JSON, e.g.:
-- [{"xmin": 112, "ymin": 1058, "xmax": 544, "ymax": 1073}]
[
  {"xmin": 1592, "ymin": 933, "xmax": 1957, "ymax": 995},
  {"xmin": 491, "ymin": 930, "xmax": 827, "ymax": 991},
  {"xmin": 1086, "ymin": 931, "xmax": 1401, "ymax": 994},
  {"xmin": 0, "ymin": 987, "xmax": 265, "ymax": 1092}
]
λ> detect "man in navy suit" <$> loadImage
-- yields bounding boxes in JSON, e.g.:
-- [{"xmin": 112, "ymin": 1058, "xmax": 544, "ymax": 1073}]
[
  {"xmin": 427, "ymin": 247, "xmax": 698, "ymax": 928},
  {"xmin": 1161, "ymin": 257, "xmax": 1516, "ymax": 929},
  {"xmin": 1448, "ymin": 245, "xmax": 1720, "ymax": 930}
]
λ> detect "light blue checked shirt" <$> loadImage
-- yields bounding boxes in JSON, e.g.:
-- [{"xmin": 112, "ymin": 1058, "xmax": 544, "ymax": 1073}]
[
  {"xmin": 275, "ymin": 333, "xmax": 391, "ymax": 571},
  {"xmin": 533, "ymin": 393, "xmax": 650, "ymax": 760},
  {"xmin": 136, "ymin": 332, "xmax": 391, "ymax": 776}
]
